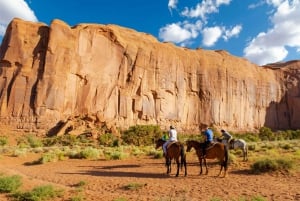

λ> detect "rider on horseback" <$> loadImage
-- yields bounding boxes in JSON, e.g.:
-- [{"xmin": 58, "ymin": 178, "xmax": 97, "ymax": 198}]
[
  {"xmin": 202, "ymin": 126, "xmax": 214, "ymax": 157},
  {"xmin": 221, "ymin": 129, "xmax": 233, "ymax": 148},
  {"xmin": 162, "ymin": 125, "xmax": 178, "ymax": 156}
]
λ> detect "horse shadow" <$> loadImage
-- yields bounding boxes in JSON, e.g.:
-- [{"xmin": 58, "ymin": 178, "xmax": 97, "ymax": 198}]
[
  {"xmin": 59, "ymin": 161, "xmax": 173, "ymax": 178},
  {"xmin": 230, "ymin": 169, "xmax": 252, "ymax": 175},
  {"xmin": 59, "ymin": 169, "xmax": 170, "ymax": 178}
]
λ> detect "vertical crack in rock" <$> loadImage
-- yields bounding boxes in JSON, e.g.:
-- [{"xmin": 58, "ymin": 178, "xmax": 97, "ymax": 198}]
[
  {"xmin": 30, "ymin": 26, "xmax": 50, "ymax": 114},
  {"xmin": 6, "ymin": 62, "xmax": 22, "ymax": 106}
]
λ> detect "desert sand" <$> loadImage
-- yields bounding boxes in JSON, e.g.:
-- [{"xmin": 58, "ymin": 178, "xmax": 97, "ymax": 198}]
[{"xmin": 0, "ymin": 152, "xmax": 299, "ymax": 201}]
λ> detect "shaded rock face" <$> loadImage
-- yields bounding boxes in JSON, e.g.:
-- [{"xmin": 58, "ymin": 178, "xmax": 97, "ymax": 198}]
[{"xmin": 0, "ymin": 18, "xmax": 300, "ymax": 135}]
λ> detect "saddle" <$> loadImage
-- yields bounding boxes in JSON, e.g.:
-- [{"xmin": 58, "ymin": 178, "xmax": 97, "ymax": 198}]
[
  {"xmin": 167, "ymin": 141, "xmax": 180, "ymax": 149},
  {"xmin": 206, "ymin": 142, "xmax": 217, "ymax": 151}
]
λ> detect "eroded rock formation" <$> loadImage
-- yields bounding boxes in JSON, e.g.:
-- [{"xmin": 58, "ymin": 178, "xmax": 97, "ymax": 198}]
[{"xmin": 0, "ymin": 18, "xmax": 299, "ymax": 135}]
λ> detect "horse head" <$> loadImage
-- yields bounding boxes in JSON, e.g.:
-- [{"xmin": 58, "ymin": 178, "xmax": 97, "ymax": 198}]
[
  {"xmin": 155, "ymin": 138, "xmax": 165, "ymax": 149},
  {"xmin": 186, "ymin": 140, "xmax": 193, "ymax": 152}
]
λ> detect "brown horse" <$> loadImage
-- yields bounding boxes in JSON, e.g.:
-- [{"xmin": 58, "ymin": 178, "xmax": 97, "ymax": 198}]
[
  {"xmin": 186, "ymin": 140, "xmax": 229, "ymax": 177},
  {"xmin": 155, "ymin": 138, "xmax": 187, "ymax": 177}
]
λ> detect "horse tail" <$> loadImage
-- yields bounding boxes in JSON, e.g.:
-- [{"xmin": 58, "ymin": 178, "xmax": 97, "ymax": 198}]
[{"xmin": 224, "ymin": 145, "xmax": 229, "ymax": 170}]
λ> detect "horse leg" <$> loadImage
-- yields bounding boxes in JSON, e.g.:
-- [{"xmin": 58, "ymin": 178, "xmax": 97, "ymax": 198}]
[
  {"xmin": 217, "ymin": 161, "xmax": 224, "ymax": 177},
  {"xmin": 198, "ymin": 156, "xmax": 203, "ymax": 175},
  {"xmin": 183, "ymin": 157, "xmax": 187, "ymax": 176},
  {"xmin": 175, "ymin": 158, "xmax": 180, "ymax": 177},
  {"xmin": 181, "ymin": 154, "xmax": 187, "ymax": 176},
  {"xmin": 204, "ymin": 158, "xmax": 208, "ymax": 175},
  {"xmin": 166, "ymin": 157, "xmax": 171, "ymax": 174}
]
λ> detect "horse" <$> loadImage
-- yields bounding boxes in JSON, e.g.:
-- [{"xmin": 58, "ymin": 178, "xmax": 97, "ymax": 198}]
[
  {"xmin": 186, "ymin": 140, "xmax": 229, "ymax": 177},
  {"xmin": 155, "ymin": 138, "xmax": 187, "ymax": 177},
  {"xmin": 215, "ymin": 137, "xmax": 248, "ymax": 161}
]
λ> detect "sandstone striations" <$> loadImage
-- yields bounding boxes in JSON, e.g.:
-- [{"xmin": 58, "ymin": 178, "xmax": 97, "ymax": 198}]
[{"xmin": 0, "ymin": 18, "xmax": 300, "ymax": 135}]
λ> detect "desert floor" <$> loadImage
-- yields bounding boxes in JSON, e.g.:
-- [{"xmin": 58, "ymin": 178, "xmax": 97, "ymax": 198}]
[{"xmin": 0, "ymin": 152, "xmax": 299, "ymax": 201}]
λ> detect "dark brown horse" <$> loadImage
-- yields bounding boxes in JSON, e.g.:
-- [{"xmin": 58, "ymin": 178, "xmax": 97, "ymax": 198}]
[
  {"xmin": 155, "ymin": 139, "xmax": 187, "ymax": 177},
  {"xmin": 186, "ymin": 140, "xmax": 229, "ymax": 177}
]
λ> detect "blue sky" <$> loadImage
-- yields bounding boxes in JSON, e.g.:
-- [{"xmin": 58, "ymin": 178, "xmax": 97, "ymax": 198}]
[{"xmin": 0, "ymin": 0, "xmax": 299, "ymax": 66}]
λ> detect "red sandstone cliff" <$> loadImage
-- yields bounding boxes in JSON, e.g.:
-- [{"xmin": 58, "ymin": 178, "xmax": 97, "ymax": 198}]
[{"xmin": 0, "ymin": 18, "xmax": 299, "ymax": 135}]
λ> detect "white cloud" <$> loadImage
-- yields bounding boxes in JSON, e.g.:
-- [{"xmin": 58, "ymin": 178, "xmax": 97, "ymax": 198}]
[
  {"xmin": 223, "ymin": 25, "xmax": 242, "ymax": 41},
  {"xmin": 168, "ymin": 0, "xmax": 178, "ymax": 10},
  {"xmin": 266, "ymin": 0, "xmax": 285, "ymax": 6},
  {"xmin": 0, "ymin": 0, "xmax": 37, "ymax": 37},
  {"xmin": 244, "ymin": 0, "xmax": 300, "ymax": 65},
  {"xmin": 202, "ymin": 26, "xmax": 222, "ymax": 47},
  {"xmin": 181, "ymin": 0, "xmax": 231, "ymax": 21},
  {"xmin": 162, "ymin": 0, "xmax": 240, "ymax": 47},
  {"xmin": 159, "ymin": 21, "xmax": 202, "ymax": 44},
  {"xmin": 248, "ymin": 1, "xmax": 265, "ymax": 9}
]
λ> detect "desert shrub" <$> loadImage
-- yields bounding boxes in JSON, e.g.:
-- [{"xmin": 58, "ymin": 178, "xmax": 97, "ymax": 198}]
[
  {"xmin": 181, "ymin": 133, "xmax": 203, "ymax": 141},
  {"xmin": 51, "ymin": 135, "xmax": 79, "ymax": 146},
  {"xmin": 235, "ymin": 132, "xmax": 260, "ymax": 142},
  {"xmin": 228, "ymin": 152, "xmax": 237, "ymax": 164},
  {"xmin": 27, "ymin": 135, "xmax": 43, "ymax": 148},
  {"xmin": 285, "ymin": 129, "xmax": 300, "ymax": 140},
  {"xmin": 130, "ymin": 146, "xmax": 145, "ymax": 157},
  {"xmin": 121, "ymin": 125, "xmax": 162, "ymax": 146},
  {"xmin": 17, "ymin": 137, "xmax": 30, "ymax": 148},
  {"xmin": 12, "ymin": 148, "xmax": 28, "ymax": 157},
  {"xmin": 0, "ymin": 175, "xmax": 22, "ymax": 193},
  {"xmin": 98, "ymin": 133, "xmax": 119, "ymax": 147},
  {"xmin": 250, "ymin": 195, "xmax": 267, "ymax": 201},
  {"xmin": 107, "ymin": 150, "xmax": 129, "ymax": 160},
  {"xmin": 13, "ymin": 185, "xmax": 63, "ymax": 201},
  {"xmin": 145, "ymin": 147, "xmax": 163, "ymax": 158},
  {"xmin": 248, "ymin": 144, "xmax": 256, "ymax": 151},
  {"xmin": 79, "ymin": 147, "xmax": 100, "ymax": 160},
  {"xmin": 259, "ymin": 127, "xmax": 275, "ymax": 141},
  {"xmin": 70, "ymin": 194, "xmax": 84, "ymax": 201},
  {"xmin": 102, "ymin": 146, "xmax": 129, "ymax": 160},
  {"xmin": 38, "ymin": 152, "xmax": 59, "ymax": 164},
  {"xmin": 153, "ymin": 151, "xmax": 164, "ymax": 159},
  {"xmin": 123, "ymin": 182, "xmax": 145, "ymax": 190},
  {"xmin": 0, "ymin": 136, "xmax": 8, "ymax": 146},
  {"xmin": 251, "ymin": 158, "xmax": 294, "ymax": 174},
  {"xmin": 65, "ymin": 148, "xmax": 82, "ymax": 159},
  {"xmin": 279, "ymin": 143, "xmax": 292, "ymax": 150}
]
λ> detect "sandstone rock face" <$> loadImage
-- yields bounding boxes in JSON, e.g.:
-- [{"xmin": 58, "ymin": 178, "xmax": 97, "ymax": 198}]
[{"xmin": 0, "ymin": 18, "xmax": 299, "ymax": 135}]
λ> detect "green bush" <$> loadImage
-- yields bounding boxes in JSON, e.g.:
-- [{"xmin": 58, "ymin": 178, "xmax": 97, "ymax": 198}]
[
  {"xmin": 0, "ymin": 136, "xmax": 8, "ymax": 146},
  {"xmin": 259, "ymin": 127, "xmax": 275, "ymax": 141},
  {"xmin": 98, "ymin": 133, "xmax": 119, "ymax": 147},
  {"xmin": 0, "ymin": 175, "xmax": 22, "ymax": 193},
  {"xmin": 80, "ymin": 147, "xmax": 100, "ymax": 160},
  {"xmin": 121, "ymin": 125, "xmax": 162, "ymax": 146},
  {"xmin": 27, "ymin": 135, "xmax": 43, "ymax": 148},
  {"xmin": 235, "ymin": 132, "xmax": 260, "ymax": 142},
  {"xmin": 38, "ymin": 152, "xmax": 59, "ymax": 164},
  {"xmin": 251, "ymin": 158, "xmax": 294, "ymax": 174},
  {"xmin": 70, "ymin": 194, "xmax": 84, "ymax": 201},
  {"xmin": 13, "ymin": 185, "xmax": 63, "ymax": 201}
]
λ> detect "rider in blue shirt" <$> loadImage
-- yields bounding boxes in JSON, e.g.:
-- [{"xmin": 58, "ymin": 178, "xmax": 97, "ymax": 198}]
[{"xmin": 202, "ymin": 126, "xmax": 214, "ymax": 157}]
